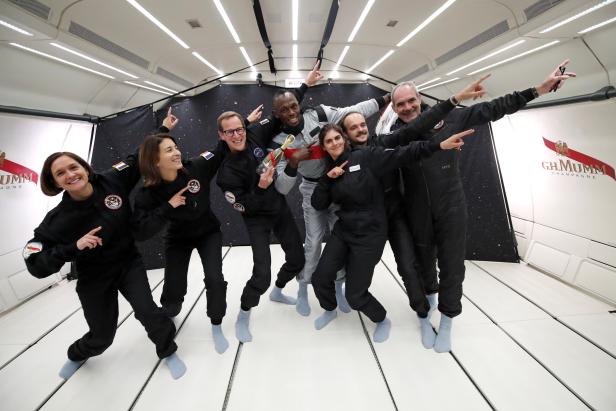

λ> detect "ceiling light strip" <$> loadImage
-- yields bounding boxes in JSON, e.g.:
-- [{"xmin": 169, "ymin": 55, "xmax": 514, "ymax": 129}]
[
  {"xmin": 467, "ymin": 40, "xmax": 560, "ymax": 75},
  {"xmin": 124, "ymin": 81, "xmax": 172, "ymax": 95},
  {"xmin": 333, "ymin": 45, "xmax": 350, "ymax": 72},
  {"xmin": 579, "ymin": 15, "xmax": 616, "ymax": 33},
  {"xmin": 397, "ymin": 0, "xmax": 457, "ymax": 47},
  {"xmin": 446, "ymin": 40, "xmax": 526, "ymax": 75},
  {"xmin": 539, "ymin": 0, "xmax": 615, "ymax": 33},
  {"xmin": 293, "ymin": 44, "xmax": 298, "ymax": 71},
  {"xmin": 0, "ymin": 19, "xmax": 33, "ymax": 36},
  {"xmin": 10, "ymin": 43, "xmax": 114, "ymax": 79},
  {"xmin": 126, "ymin": 0, "xmax": 190, "ymax": 49},
  {"xmin": 416, "ymin": 77, "xmax": 442, "ymax": 88},
  {"xmin": 50, "ymin": 43, "xmax": 138, "ymax": 78},
  {"xmin": 213, "ymin": 0, "xmax": 241, "ymax": 43},
  {"xmin": 144, "ymin": 80, "xmax": 178, "ymax": 93},
  {"xmin": 347, "ymin": 0, "xmax": 375, "ymax": 42},
  {"xmin": 417, "ymin": 77, "xmax": 460, "ymax": 91},
  {"xmin": 292, "ymin": 0, "xmax": 299, "ymax": 41},
  {"xmin": 239, "ymin": 46, "xmax": 257, "ymax": 72},
  {"xmin": 366, "ymin": 49, "xmax": 395, "ymax": 73},
  {"xmin": 192, "ymin": 51, "xmax": 223, "ymax": 75}
]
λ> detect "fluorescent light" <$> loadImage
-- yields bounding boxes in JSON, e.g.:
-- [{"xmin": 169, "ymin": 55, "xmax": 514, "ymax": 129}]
[
  {"xmin": 397, "ymin": 0, "xmax": 456, "ymax": 47},
  {"xmin": 124, "ymin": 81, "xmax": 172, "ymax": 95},
  {"xmin": 579, "ymin": 16, "xmax": 616, "ymax": 33},
  {"xmin": 332, "ymin": 45, "xmax": 350, "ymax": 72},
  {"xmin": 0, "ymin": 19, "xmax": 33, "ymax": 36},
  {"xmin": 10, "ymin": 43, "xmax": 114, "ymax": 79},
  {"xmin": 292, "ymin": 0, "xmax": 299, "ymax": 41},
  {"xmin": 467, "ymin": 41, "xmax": 560, "ymax": 75},
  {"xmin": 192, "ymin": 51, "xmax": 223, "ymax": 75},
  {"xmin": 417, "ymin": 77, "xmax": 459, "ymax": 91},
  {"xmin": 126, "ymin": 0, "xmax": 189, "ymax": 49},
  {"xmin": 540, "ymin": 0, "xmax": 615, "ymax": 33},
  {"xmin": 366, "ymin": 50, "xmax": 395, "ymax": 73},
  {"xmin": 416, "ymin": 77, "xmax": 442, "ymax": 88},
  {"xmin": 292, "ymin": 44, "xmax": 298, "ymax": 71},
  {"xmin": 144, "ymin": 80, "xmax": 185, "ymax": 96},
  {"xmin": 213, "ymin": 0, "xmax": 240, "ymax": 43},
  {"xmin": 446, "ymin": 40, "xmax": 526, "ymax": 75},
  {"xmin": 239, "ymin": 46, "xmax": 256, "ymax": 73},
  {"xmin": 348, "ymin": 0, "xmax": 375, "ymax": 42},
  {"xmin": 50, "ymin": 43, "xmax": 138, "ymax": 78}
]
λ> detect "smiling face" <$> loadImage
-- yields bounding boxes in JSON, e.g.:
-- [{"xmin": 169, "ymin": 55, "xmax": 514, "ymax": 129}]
[
  {"xmin": 392, "ymin": 84, "xmax": 422, "ymax": 123},
  {"xmin": 218, "ymin": 115, "xmax": 246, "ymax": 153},
  {"xmin": 342, "ymin": 112, "xmax": 369, "ymax": 145},
  {"xmin": 273, "ymin": 92, "xmax": 301, "ymax": 127},
  {"xmin": 50, "ymin": 155, "xmax": 92, "ymax": 199},
  {"xmin": 322, "ymin": 129, "xmax": 346, "ymax": 160},
  {"xmin": 157, "ymin": 137, "xmax": 182, "ymax": 172}
]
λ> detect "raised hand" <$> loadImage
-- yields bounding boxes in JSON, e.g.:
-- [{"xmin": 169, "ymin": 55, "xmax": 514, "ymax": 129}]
[
  {"xmin": 163, "ymin": 107, "xmax": 179, "ymax": 130},
  {"xmin": 440, "ymin": 129, "xmax": 475, "ymax": 150},
  {"xmin": 536, "ymin": 59, "xmax": 576, "ymax": 95},
  {"xmin": 304, "ymin": 61, "xmax": 323, "ymax": 87},
  {"xmin": 258, "ymin": 166, "xmax": 276, "ymax": 189},
  {"xmin": 76, "ymin": 226, "xmax": 103, "ymax": 250},
  {"xmin": 455, "ymin": 74, "xmax": 490, "ymax": 102},
  {"xmin": 247, "ymin": 104, "xmax": 264, "ymax": 123},
  {"xmin": 327, "ymin": 160, "xmax": 349, "ymax": 179},
  {"xmin": 168, "ymin": 186, "xmax": 189, "ymax": 208}
]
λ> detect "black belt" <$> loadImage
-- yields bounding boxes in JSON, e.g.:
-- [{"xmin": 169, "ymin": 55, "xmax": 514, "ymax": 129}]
[{"xmin": 303, "ymin": 176, "xmax": 320, "ymax": 182}]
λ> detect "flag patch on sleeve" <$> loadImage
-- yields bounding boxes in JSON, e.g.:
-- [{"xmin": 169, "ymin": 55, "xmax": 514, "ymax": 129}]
[
  {"xmin": 112, "ymin": 161, "xmax": 129, "ymax": 171},
  {"xmin": 23, "ymin": 242, "xmax": 43, "ymax": 259},
  {"xmin": 201, "ymin": 151, "xmax": 214, "ymax": 160}
]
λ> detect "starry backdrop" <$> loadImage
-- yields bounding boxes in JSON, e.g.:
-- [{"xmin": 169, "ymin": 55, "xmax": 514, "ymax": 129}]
[{"xmin": 91, "ymin": 84, "xmax": 517, "ymax": 269}]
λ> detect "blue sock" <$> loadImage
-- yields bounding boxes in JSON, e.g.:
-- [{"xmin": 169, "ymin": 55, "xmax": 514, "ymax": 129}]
[
  {"xmin": 419, "ymin": 316, "xmax": 436, "ymax": 348},
  {"xmin": 164, "ymin": 352, "xmax": 186, "ymax": 379},
  {"xmin": 434, "ymin": 315, "xmax": 453, "ymax": 353},
  {"xmin": 335, "ymin": 280, "xmax": 351, "ymax": 313},
  {"xmin": 373, "ymin": 317, "xmax": 391, "ymax": 343},
  {"xmin": 296, "ymin": 282, "xmax": 310, "ymax": 316},
  {"xmin": 314, "ymin": 309, "xmax": 337, "ymax": 330},
  {"xmin": 58, "ymin": 359, "xmax": 85, "ymax": 380},
  {"xmin": 427, "ymin": 293, "xmax": 438, "ymax": 319},
  {"xmin": 212, "ymin": 324, "xmax": 229, "ymax": 354},
  {"xmin": 235, "ymin": 309, "xmax": 252, "ymax": 343},
  {"xmin": 269, "ymin": 286, "xmax": 297, "ymax": 305}
]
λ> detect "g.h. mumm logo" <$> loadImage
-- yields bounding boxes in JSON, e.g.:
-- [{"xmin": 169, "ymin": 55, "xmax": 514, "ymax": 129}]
[{"xmin": 0, "ymin": 150, "xmax": 39, "ymax": 189}]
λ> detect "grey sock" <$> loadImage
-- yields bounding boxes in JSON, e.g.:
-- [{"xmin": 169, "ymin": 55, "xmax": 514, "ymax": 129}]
[
  {"xmin": 164, "ymin": 352, "xmax": 186, "ymax": 379},
  {"xmin": 419, "ymin": 316, "xmax": 436, "ymax": 348},
  {"xmin": 434, "ymin": 315, "xmax": 453, "ymax": 353},
  {"xmin": 212, "ymin": 324, "xmax": 229, "ymax": 354},
  {"xmin": 296, "ymin": 282, "xmax": 310, "ymax": 316},
  {"xmin": 58, "ymin": 359, "xmax": 85, "ymax": 380},
  {"xmin": 427, "ymin": 293, "xmax": 437, "ymax": 319},
  {"xmin": 314, "ymin": 310, "xmax": 337, "ymax": 330},
  {"xmin": 235, "ymin": 309, "xmax": 252, "ymax": 343},
  {"xmin": 335, "ymin": 280, "xmax": 351, "ymax": 313},
  {"xmin": 269, "ymin": 286, "xmax": 297, "ymax": 305},
  {"xmin": 373, "ymin": 317, "xmax": 391, "ymax": 343}
]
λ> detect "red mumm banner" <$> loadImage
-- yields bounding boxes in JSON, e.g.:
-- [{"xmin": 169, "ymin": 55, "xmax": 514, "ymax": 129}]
[
  {"xmin": 543, "ymin": 137, "xmax": 615, "ymax": 181},
  {"xmin": 0, "ymin": 157, "xmax": 39, "ymax": 184},
  {"xmin": 284, "ymin": 146, "xmax": 327, "ymax": 160}
]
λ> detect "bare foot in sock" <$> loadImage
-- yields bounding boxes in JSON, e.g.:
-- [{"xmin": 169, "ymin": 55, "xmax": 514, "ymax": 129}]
[
  {"xmin": 373, "ymin": 318, "xmax": 391, "ymax": 343},
  {"xmin": 269, "ymin": 286, "xmax": 297, "ymax": 305},
  {"xmin": 434, "ymin": 315, "xmax": 452, "ymax": 353},
  {"xmin": 212, "ymin": 324, "xmax": 229, "ymax": 354},
  {"xmin": 235, "ymin": 309, "xmax": 252, "ymax": 343},
  {"xmin": 296, "ymin": 282, "xmax": 310, "ymax": 316},
  {"xmin": 314, "ymin": 310, "xmax": 337, "ymax": 330},
  {"xmin": 164, "ymin": 353, "xmax": 186, "ymax": 379},
  {"xmin": 58, "ymin": 359, "xmax": 85, "ymax": 380}
]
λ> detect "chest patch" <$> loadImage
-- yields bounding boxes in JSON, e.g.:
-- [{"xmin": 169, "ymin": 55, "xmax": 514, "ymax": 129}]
[
  {"xmin": 433, "ymin": 120, "xmax": 445, "ymax": 130},
  {"xmin": 253, "ymin": 147, "xmax": 264, "ymax": 159},
  {"xmin": 104, "ymin": 194, "xmax": 123, "ymax": 210},
  {"xmin": 233, "ymin": 202, "xmax": 245, "ymax": 212},
  {"xmin": 23, "ymin": 242, "xmax": 43, "ymax": 259},
  {"xmin": 224, "ymin": 191, "xmax": 236, "ymax": 204},
  {"xmin": 200, "ymin": 151, "xmax": 214, "ymax": 160},
  {"xmin": 112, "ymin": 161, "xmax": 129, "ymax": 171},
  {"xmin": 187, "ymin": 179, "xmax": 201, "ymax": 193},
  {"xmin": 349, "ymin": 164, "xmax": 361, "ymax": 173},
  {"xmin": 259, "ymin": 118, "xmax": 270, "ymax": 125}
]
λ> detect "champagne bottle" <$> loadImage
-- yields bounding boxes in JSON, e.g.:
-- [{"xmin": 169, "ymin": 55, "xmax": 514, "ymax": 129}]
[{"xmin": 256, "ymin": 134, "xmax": 295, "ymax": 174}]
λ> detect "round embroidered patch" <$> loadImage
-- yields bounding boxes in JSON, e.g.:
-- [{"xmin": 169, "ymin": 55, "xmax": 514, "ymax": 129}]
[
  {"xmin": 224, "ymin": 191, "xmax": 236, "ymax": 204},
  {"xmin": 433, "ymin": 120, "xmax": 445, "ymax": 130},
  {"xmin": 104, "ymin": 194, "xmax": 123, "ymax": 210},
  {"xmin": 253, "ymin": 147, "xmax": 264, "ymax": 159},
  {"xmin": 23, "ymin": 242, "xmax": 43, "ymax": 259},
  {"xmin": 233, "ymin": 202, "xmax": 245, "ymax": 212},
  {"xmin": 187, "ymin": 179, "xmax": 201, "ymax": 193}
]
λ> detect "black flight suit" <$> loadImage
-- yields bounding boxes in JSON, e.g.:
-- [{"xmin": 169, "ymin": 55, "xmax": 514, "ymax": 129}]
[
  {"xmin": 24, "ymin": 153, "xmax": 177, "ymax": 361},
  {"xmin": 311, "ymin": 140, "xmax": 441, "ymax": 322},
  {"xmin": 394, "ymin": 88, "xmax": 537, "ymax": 318}
]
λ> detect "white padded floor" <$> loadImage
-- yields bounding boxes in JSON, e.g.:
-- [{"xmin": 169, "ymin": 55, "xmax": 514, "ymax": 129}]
[{"xmin": 1, "ymin": 244, "xmax": 615, "ymax": 411}]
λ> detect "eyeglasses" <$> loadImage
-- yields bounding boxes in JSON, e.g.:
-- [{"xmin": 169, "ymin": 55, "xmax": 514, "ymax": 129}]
[{"xmin": 222, "ymin": 127, "xmax": 246, "ymax": 137}]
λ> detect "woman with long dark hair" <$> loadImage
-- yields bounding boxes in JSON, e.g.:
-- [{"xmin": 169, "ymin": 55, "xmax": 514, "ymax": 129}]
[{"xmin": 23, "ymin": 114, "xmax": 186, "ymax": 380}]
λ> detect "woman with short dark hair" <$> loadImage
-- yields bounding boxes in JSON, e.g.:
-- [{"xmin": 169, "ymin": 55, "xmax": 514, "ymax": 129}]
[{"xmin": 23, "ymin": 112, "xmax": 186, "ymax": 380}]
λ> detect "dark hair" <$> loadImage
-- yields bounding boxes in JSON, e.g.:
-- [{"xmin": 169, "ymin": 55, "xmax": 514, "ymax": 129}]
[
  {"xmin": 139, "ymin": 134, "xmax": 178, "ymax": 187},
  {"xmin": 318, "ymin": 123, "xmax": 350, "ymax": 152},
  {"xmin": 272, "ymin": 90, "xmax": 298, "ymax": 110},
  {"xmin": 40, "ymin": 152, "xmax": 94, "ymax": 196},
  {"xmin": 338, "ymin": 111, "xmax": 364, "ymax": 133},
  {"xmin": 217, "ymin": 111, "xmax": 243, "ymax": 131}
]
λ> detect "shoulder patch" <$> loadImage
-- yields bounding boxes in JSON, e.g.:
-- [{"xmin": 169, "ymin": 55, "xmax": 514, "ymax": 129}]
[
  {"xmin": 259, "ymin": 118, "xmax": 270, "ymax": 125},
  {"xmin": 224, "ymin": 191, "xmax": 236, "ymax": 204},
  {"xmin": 112, "ymin": 161, "xmax": 129, "ymax": 171},
  {"xmin": 187, "ymin": 179, "xmax": 201, "ymax": 193},
  {"xmin": 433, "ymin": 120, "xmax": 445, "ymax": 130},
  {"xmin": 104, "ymin": 194, "xmax": 123, "ymax": 210},
  {"xmin": 233, "ymin": 202, "xmax": 245, "ymax": 213},
  {"xmin": 23, "ymin": 242, "xmax": 43, "ymax": 259},
  {"xmin": 200, "ymin": 151, "xmax": 214, "ymax": 160}
]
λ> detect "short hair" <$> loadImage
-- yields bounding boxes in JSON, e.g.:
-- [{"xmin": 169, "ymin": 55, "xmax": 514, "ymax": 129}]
[
  {"xmin": 40, "ymin": 152, "xmax": 94, "ymax": 196},
  {"xmin": 139, "ymin": 134, "xmax": 178, "ymax": 187},
  {"xmin": 318, "ymin": 123, "xmax": 350, "ymax": 152},
  {"xmin": 391, "ymin": 81, "xmax": 419, "ymax": 104},
  {"xmin": 216, "ymin": 111, "xmax": 243, "ymax": 131},
  {"xmin": 338, "ymin": 111, "xmax": 364, "ymax": 133},
  {"xmin": 273, "ymin": 89, "xmax": 298, "ymax": 110}
]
